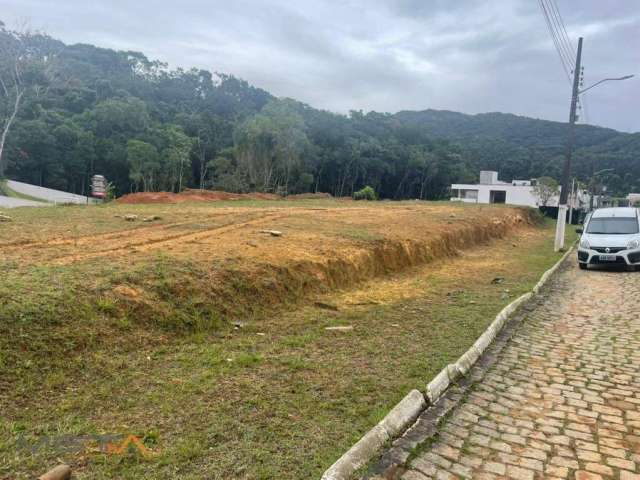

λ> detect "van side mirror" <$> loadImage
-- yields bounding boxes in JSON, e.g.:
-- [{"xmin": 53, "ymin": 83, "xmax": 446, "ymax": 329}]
[{"xmin": 575, "ymin": 228, "xmax": 583, "ymax": 234}]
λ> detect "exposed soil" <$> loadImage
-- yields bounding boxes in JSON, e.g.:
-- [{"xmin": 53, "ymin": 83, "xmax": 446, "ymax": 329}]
[
  {"xmin": 117, "ymin": 189, "xmax": 283, "ymax": 204},
  {"xmin": 0, "ymin": 201, "xmax": 541, "ymax": 339},
  {"xmin": 0, "ymin": 203, "xmax": 536, "ymax": 278},
  {"xmin": 117, "ymin": 190, "xmax": 337, "ymax": 204}
]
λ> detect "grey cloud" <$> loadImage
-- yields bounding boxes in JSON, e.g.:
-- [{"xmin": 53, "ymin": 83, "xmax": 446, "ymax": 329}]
[{"xmin": 2, "ymin": 0, "xmax": 638, "ymax": 131}]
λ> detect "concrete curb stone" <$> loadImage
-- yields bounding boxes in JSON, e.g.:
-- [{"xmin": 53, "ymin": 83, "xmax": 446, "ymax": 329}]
[{"xmin": 321, "ymin": 390, "xmax": 426, "ymax": 480}]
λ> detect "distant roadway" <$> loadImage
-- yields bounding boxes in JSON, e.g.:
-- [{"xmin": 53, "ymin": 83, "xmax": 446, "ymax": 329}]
[
  {"xmin": 0, "ymin": 195, "xmax": 50, "ymax": 208},
  {"xmin": 0, "ymin": 180, "xmax": 94, "ymax": 208}
]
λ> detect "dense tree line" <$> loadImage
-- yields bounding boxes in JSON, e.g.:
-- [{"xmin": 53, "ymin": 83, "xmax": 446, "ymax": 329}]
[{"xmin": 1, "ymin": 23, "xmax": 639, "ymax": 200}]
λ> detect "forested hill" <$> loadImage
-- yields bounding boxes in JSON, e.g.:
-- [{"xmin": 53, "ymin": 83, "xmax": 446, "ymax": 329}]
[
  {"xmin": 1, "ymin": 24, "xmax": 638, "ymax": 200},
  {"xmin": 393, "ymin": 110, "xmax": 640, "ymax": 194},
  {"xmin": 394, "ymin": 110, "xmax": 621, "ymax": 150}
]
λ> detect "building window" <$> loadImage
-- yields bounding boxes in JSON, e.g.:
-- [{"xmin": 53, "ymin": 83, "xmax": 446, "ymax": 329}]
[{"xmin": 462, "ymin": 189, "xmax": 478, "ymax": 200}]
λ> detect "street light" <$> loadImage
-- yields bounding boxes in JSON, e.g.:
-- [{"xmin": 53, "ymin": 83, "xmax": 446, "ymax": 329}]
[
  {"xmin": 554, "ymin": 73, "xmax": 633, "ymax": 251},
  {"xmin": 579, "ymin": 75, "xmax": 634, "ymax": 95}
]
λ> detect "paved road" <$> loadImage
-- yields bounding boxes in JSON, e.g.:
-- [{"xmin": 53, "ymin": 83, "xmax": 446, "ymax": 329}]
[
  {"xmin": 0, "ymin": 195, "xmax": 50, "ymax": 208},
  {"xmin": 400, "ymin": 263, "xmax": 640, "ymax": 480},
  {"xmin": 6, "ymin": 180, "xmax": 93, "ymax": 204}
]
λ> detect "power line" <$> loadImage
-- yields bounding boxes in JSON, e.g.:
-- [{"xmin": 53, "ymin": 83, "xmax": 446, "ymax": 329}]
[
  {"xmin": 542, "ymin": 0, "xmax": 574, "ymax": 68},
  {"xmin": 539, "ymin": 2, "xmax": 570, "ymax": 78},
  {"xmin": 540, "ymin": 0, "xmax": 590, "ymax": 125},
  {"xmin": 547, "ymin": 0, "xmax": 575, "ymax": 62},
  {"xmin": 538, "ymin": 0, "xmax": 572, "ymax": 83}
]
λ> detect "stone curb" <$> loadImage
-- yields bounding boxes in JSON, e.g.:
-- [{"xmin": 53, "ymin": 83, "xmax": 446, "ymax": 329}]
[
  {"xmin": 424, "ymin": 243, "xmax": 576, "ymax": 405},
  {"xmin": 321, "ymin": 390, "xmax": 426, "ymax": 480},
  {"xmin": 320, "ymin": 243, "xmax": 576, "ymax": 480}
]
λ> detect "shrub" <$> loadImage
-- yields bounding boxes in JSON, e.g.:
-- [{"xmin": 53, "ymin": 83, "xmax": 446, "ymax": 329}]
[{"xmin": 353, "ymin": 186, "xmax": 377, "ymax": 201}]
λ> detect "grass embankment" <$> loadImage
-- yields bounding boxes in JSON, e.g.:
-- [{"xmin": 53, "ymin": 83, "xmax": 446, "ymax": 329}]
[{"xmin": 0, "ymin": 200, "xmax": 574, "ymax": 479}]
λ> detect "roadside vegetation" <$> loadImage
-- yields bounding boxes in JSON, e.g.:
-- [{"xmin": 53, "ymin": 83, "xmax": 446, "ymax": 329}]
[
  {"xmin": 353, "ymin": 185, "xmax": 377, "ymax": 201},
  {"xmin": 0, "ymin": 200, "xmax": 575, "ymax": 479}
]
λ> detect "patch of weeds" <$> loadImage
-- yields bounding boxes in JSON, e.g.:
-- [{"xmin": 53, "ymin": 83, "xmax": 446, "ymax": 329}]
[
  {"xmin": 281, "ymin": 333, "xmax": 316, "ymax": 348},
  {"xmin": 338, "ymin": 228, "xmax": 382, "ymax": 242},
  {"xmin": 277, "ymin": 356, "xmax": 311, "ymax": 372},
  {"xmin": 142, "ymin": 430, "xmax": 160, "ymax": 448},
  {"xmin": 96, "ymin": 296, "xmax": 119, "ymax": 315},
  {"xmin": 368, "ymin": 403, "xmax": 394, "ymax": 425},
  {"xmin": 153, "ymin": 258, "xmax": 176, "ymax": 300},
  {"xmin": 187, "ymin": 331, "xmax": 208, "ymax": 344},
  {"xmin": 205, "ymin": 347, "xmax": 226, "ymax": 368},
  {"xmin": 117, "ymin": 314, "xmax": 132, "ymax": 330},
  {"xmin": 235, "ymin": 352, "xmax": 263, "ymax": 368},
  {"xmin": 152, "ymin": 302, "xmax": 223, "ymax": 332},
  {"xmin": 172, "ymin": 434, "xmax": 205, "ymax": 462}
]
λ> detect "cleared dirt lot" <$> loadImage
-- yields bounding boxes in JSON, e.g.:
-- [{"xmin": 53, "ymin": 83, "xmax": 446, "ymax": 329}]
[
  {"xmin": 1, "ymin": 200, "xmax": 525, "ymax": 266},
  {"xmin": 0, "ymin": 200, "xmax": 533, "ymax": 322},
  {"xmin": 0, "ymin": 200, "xmax": 567, "ymax": 479}
]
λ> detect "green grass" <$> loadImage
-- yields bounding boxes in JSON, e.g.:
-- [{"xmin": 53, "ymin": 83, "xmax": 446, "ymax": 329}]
[{"xmin": 0, "ymin": 205, "xmax": 573, "ymax": 480}]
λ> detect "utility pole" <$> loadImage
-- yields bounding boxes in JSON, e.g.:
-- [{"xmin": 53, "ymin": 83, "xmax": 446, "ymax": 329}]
[
  {"xmin": 568, "ymin": 178, "xmax": 576, "ymax": 225},
  {"xmin": 554, "ymin": 37, "xmax": 583, "ymax": 252}
]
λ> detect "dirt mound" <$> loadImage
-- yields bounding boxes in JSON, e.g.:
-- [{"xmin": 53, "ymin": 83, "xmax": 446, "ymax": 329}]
[
  {"xmin": 117, "ymin": 192, "xmax": 179, "ymax": 204},
  {"xmin": 181, "ymin": 189, "xmax": 281, "ymax": 201},
  {"xmin": 117, "ymin": 190, "xmax": 282, "ymax": 204}
]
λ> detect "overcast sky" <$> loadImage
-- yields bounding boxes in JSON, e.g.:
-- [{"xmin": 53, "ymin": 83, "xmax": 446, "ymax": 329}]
[{"xmin": 2, "ymin": 0, "xmax": 639, "ymax": 132}]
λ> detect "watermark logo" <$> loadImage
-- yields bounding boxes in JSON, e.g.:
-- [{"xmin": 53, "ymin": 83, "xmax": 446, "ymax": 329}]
[
  {"xmin": 105, "ymin": 435, "xmax": 151, "ymax": 457},
  {"xmin": 16, "ymin": 433, "xmax": 156, "ymax": 457}
]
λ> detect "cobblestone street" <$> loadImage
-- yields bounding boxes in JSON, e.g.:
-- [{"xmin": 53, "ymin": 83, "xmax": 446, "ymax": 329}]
[{"xmin": 401, "ymin": 263, "xmax": 640, "ymax": 480}]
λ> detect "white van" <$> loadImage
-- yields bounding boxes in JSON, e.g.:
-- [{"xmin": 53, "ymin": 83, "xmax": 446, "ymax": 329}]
[{"xmin": 577, "ymin": 208, "xmax": 640, "ymax": 270}]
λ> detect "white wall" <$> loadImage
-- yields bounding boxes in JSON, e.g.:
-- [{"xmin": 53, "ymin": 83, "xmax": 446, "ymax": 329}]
[
  {"xmin": 628, "ymin": 193, "xmax": 640, "ymax": 205},
  {"xmin": 451, "ymin": 184, "xmax": 566, "ymax": 208},
  {"xmin": 505, "ymin": 186, "xmax": 543, "ymax": 207}
]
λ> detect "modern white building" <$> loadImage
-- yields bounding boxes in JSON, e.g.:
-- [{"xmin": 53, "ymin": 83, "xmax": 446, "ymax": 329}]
[
  {"xmin": 451, "ymin": 171, "xmax": 589, "ymax": 209},
  {"xmin": 627, "ymin": 193, "xmax": 640, "ymax": 206}
]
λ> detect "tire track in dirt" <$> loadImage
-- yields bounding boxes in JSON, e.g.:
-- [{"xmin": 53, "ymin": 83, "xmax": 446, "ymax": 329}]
[
  {"xmin": 1, "ymin": 205, "xmax": 519, "ymax": 268},
  {"xmin": 48, "ymin": 211, "xmax": 290, "ymax": 265},
  {"xmin": 0, "ymin": 206, "xmax": 341, "ymax": 251},
  {"xmin": 0, "ymin": 210, "xmax": 275, "ymax": 250},
  {"xmin": 0, "ymin": 221, "xmax": 182, "ymax": 249}
]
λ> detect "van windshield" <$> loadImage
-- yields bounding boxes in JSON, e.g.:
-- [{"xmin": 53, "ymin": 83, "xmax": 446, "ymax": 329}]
[{"xmin": 586, "ymin": 217, "xmax": 639, "ymax": 234}]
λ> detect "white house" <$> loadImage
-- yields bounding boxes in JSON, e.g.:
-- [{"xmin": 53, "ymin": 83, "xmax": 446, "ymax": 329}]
[
  {"xmin": 451, "ymin": 171, "xmax": 589, "ymax": 209},
  {"xmin": 627, "ymin": 193, "xmax": 640, "ymax": 206}
]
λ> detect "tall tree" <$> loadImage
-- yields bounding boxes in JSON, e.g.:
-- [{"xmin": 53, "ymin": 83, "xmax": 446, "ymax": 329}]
[
  {"xmin": 0, "ymin": 23, "xmax": 47, "ymax": 176},
  {"xmin": 127, "ymin": 139, "xmax": 159, "ymax": 192}
]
